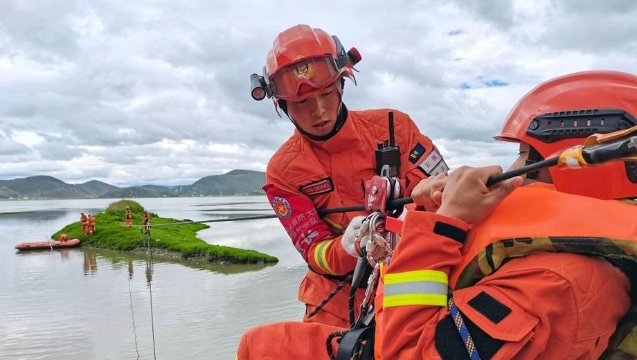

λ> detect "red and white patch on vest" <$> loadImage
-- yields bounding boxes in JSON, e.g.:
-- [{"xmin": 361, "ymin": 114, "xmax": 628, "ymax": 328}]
[
  {"xmin": 418, "ymin": 149, "xmax": 449, "ymax": 176},
  {"xmin": 299, "ymin": 177, "xmax": 334, "ymax": 197},
  {"xmin": 263, "ymin": 183, "xmax": 337, "ymax": 261}
]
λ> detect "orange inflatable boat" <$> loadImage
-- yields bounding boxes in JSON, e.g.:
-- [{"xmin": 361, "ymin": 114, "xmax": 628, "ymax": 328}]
[{"xmin": 14, "ymin": 238, "xmax": 81, "ymax": 251}]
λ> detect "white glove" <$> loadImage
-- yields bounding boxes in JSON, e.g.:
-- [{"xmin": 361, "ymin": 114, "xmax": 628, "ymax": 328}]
[{"xmin": 341, "ymin": 215, "xmax": 369, "ymax": 258}]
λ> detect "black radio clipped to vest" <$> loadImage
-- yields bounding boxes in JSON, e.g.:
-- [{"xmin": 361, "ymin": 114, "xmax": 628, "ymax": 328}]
[{"xmin": 375, "ymin": 111, "xmax": 401, "ymax": 177}]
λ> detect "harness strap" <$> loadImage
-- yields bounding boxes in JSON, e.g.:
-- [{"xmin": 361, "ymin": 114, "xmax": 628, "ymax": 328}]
[{"xmin": 331, "ymin": 325, "xmax": 375, "ymax": 360}]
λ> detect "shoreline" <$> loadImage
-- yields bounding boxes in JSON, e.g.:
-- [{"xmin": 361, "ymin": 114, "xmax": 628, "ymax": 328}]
[{"xmin": 126, "ymin": 246, "xmax": 269, "ymax": 265}]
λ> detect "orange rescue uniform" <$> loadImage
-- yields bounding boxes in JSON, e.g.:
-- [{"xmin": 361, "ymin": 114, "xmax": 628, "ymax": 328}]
[
  {"xmin": 237, "ymin": 183, "xmax": 636, "ymax": 360},
  {"xmin": 381, "ymin": 183, "xmax": 634, "ymax": 359},
  {"xmin": 143, "ymin": 212, "xmax": 151, "ymax": 233},
  {"xmin": 125, "ymin": 208, "xmax": 132, "ymax": 227},
  {"xmin": 264, "ymin": 108, "xmax": 446, "ymax": 327},
  {"xmin": 80, "ymin": 213, "xmax": 87, "ymax": 234},
  {"xmin": 88, "ymin": 216, "xmax": 96, "ymax": 235}
]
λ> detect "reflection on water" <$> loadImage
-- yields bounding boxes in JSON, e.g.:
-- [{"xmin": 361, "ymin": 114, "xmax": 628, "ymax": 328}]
[
  {"xmin": 0, "ymin": 197, "xmax": 306, "ymax": 360},
  {"xmin": 95, "ymin": 247, "xmax": 276, "ymax": 276},
  {"xmin": 2, "ymin": 209, "xmax": 104, "ymax": 222},
  {"xmin": 83, "ymin": 251, "xmax": 98, "ymax": 275},
  {"xmin": 128, "ymin": 258, "xmax": 134, "ymax": 279}
]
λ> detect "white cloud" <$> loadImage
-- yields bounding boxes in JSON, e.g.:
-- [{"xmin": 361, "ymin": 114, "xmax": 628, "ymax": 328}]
[
  {"xmin": 11, "ymin": 130, "xmax": 45, "ymax": 147},
  {"xmin": 0, "ymin": 0, "xmax": 636, "ymax": 186}
]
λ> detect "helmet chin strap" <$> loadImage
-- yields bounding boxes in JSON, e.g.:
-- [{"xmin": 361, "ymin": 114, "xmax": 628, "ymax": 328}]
[
  {"xmin": 280, "ymin": 78, "xmax": 348, "ymax": 141},
  {"xmin": 525, "ymin": 146, "xmax": 543, "ymax": 180}
]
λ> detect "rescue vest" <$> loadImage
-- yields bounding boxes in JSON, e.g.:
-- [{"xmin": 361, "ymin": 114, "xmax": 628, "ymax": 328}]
[
  {"xmin": 450, "ymin": 182, "xmax": 637, "ymax": 290},
  {"xmin": 379, "ymin": 182, "xmax": 637, "ymax": 359},
  {"xmin": 444, "ymin": 182, "xmax": 637, "ymax": 359}
]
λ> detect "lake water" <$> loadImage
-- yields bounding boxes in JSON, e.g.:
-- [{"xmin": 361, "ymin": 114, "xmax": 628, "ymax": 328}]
[{"xmin": 0, "ymin": 196, "xmax": 308, "ymax": 360}]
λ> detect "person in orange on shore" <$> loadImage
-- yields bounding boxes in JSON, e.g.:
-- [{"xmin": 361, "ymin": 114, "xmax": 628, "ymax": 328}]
[
  {"xmin": 235, "ymin": 70, "xmax": 637, "ymax": 360},
  {"xmin": 251, "ymin": 24, "xmax": 448, "ymax": 329},
  {"xmin": 80, "ymin": 212, "xmax": 87, "ymax": 234},
  {"xmin": 125, "ymin": 206, "xmax": 132, "ymax": 227},
  {"xmin": 58, "ymin": 233, "xmax": 69, "ymax": 243},
  {"xmin": 87, "ymin": 215, "xmax": 96, "ymax": 235},
  {"xmin": 380, "ymin": 70, "xmax": 637, "ymax": 359},
  {"xmin": 143, "ymin": 211, "xmax": 151, "ymax": 234}
]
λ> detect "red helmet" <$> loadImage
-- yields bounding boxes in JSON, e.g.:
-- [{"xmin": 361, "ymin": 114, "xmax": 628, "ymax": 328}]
[
  {"xmin": 494, "ymin": 70, "xmax": 637, "ymax": 200},
  {"xmin": 251, "ymin": 25, "xmax": 361, "ymax": 102}
]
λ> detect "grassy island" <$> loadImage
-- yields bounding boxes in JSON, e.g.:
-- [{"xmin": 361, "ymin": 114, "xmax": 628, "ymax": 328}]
[{"xmin": 52, "ymin": 200, "xmax": 279, "ymax": 265}]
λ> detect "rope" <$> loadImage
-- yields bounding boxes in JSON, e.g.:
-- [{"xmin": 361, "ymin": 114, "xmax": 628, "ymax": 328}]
[
  {"xmin": 142, "ymin": 226, "xmax": 158, "ymax": 360},
  {"xmin": 125, "ymin": 203, "xmax": 371, "ymax": 229},
  {"xmin": 128, "ymin": 261, "xmax": 141, "ymax": 360},
  {"xmin": 447, "ymin": 289, "xmax": 481, "ymax": 360},
  {"xmin": 306, "ymin": 274, "xmax": 352, "ymax": 320},
  {"xmin": 129, "ymin": 214, "xmax": 279, "ymax": 228}
]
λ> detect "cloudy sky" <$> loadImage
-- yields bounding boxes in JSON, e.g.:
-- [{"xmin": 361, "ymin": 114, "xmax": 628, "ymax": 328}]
[{"xmin": 1, "ymin": 0, "xmax": 636, "ymax": 187}]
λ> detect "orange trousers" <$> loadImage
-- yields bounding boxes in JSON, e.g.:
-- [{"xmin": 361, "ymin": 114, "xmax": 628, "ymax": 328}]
[{"xmin": 236, "ymin": 321, "xmax": 343, "ymax": 360}]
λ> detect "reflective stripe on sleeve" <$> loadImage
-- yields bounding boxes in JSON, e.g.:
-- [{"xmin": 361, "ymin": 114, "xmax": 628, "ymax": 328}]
[
  {"xmin": 383, "ymin": 270, "xmax": 448, "ymax": 308},
  {"xmin": 313, "ymin": 240, "xmax": 335, "ymax": 274}
]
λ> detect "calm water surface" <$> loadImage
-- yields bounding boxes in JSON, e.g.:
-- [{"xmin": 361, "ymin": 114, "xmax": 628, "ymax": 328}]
[{"xmin": 0, "ymin": 197, "xmax": 307, "ymax": 360}]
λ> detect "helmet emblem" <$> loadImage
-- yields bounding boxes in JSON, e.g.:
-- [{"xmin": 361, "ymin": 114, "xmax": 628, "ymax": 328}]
[{"xmin": 292, "ymin": 56, "xmax": 315, "ymax": 80}]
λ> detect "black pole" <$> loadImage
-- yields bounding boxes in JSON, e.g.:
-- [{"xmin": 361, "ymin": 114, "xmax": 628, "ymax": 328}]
[
  {"xmin": 485, "ymin": 157, "xmax": 558, "ymax": 187},
  {"xmin": 152, "ymin": 136, "xmax": 637, "ymax": 227}
]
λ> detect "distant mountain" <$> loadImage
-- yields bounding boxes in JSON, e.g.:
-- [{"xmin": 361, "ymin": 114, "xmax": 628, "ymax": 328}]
[
  {"xmin": 0, "ymin": 186, "xmax": 19, "ymax": 198},
  {"xmin": 0, "ymin": 175, "xmax": 66, "ymax": 196},
  {"xmin": 0, "ymin": 175, "xmax": 90, "ymax": 199},
  {"xmin": 176, "ymin": 169, "xmax": 266, "ymax": 196},
  {"xmin": 142, "ymin": 185, "xmax": 175, "ymax": 193},
  {"xmin": 0, "ymin": 169, "xmax": 266, "ymax": 200},
  {"xmin": 98, "ymin": 186, "xmax": 176, "ymax": 199},
  {"xmin": 78, "ymin": 180, "xmax": 119, "ymax": 197}
]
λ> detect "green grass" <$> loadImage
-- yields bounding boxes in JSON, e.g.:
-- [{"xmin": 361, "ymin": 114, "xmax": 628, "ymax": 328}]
[{"xmin": 52, "ymin": 199, "xmax": 279, "ymax": 265}]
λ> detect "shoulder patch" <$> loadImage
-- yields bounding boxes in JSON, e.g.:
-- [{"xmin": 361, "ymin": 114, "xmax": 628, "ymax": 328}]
[
  {"xmin": 418, "ymin": 149, "xmax": 449, "ymax": 176},
  {"xmin": 409, "ymin": 143, "xmax": 427, "ymax": 164},
  {"xmin": 299, "ymin": 177, "xmax": 334, "ymax": 197},
  {"xmin": 431, "ymin": 159, "xmax": 449, "ymax": 176},
  {"xmin": 271, "ymin": 196, "xmax": 292, "ymax": 219}
]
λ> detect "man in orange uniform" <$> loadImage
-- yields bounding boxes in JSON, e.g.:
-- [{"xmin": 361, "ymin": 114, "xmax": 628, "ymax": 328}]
[
  {"xmin": 125, "ymin": 206, "xmax": 132, "ymax": 227},
  {"xmin": 143, "ymin": 211, "xmax": 151, "ymax": 234},
  {"xmin": 251, "ymin": 24, "xmax": 448, "ymax": 328},
  {"xmin": 236, "ymin": 70, "xmax": 637, "ymax": 360},
  {"xmin": 80, "ymin": 212, "xmax": 87, "ymax": 235},
  {"xmin": 87, "ymin": 214, "xmax": 96, "ymax": 235},
  {"xmin": 381, "ymin": 70, "xmax": 637, "ymax": 359}
]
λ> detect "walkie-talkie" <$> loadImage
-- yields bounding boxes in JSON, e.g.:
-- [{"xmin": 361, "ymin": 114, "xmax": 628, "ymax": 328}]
[{"xmin": 375, "ymin": 111, "xmax": 401, "ymax": 177}]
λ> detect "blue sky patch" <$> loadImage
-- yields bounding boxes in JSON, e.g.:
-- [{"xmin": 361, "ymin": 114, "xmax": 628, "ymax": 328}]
[
  {"xmin": 483, "ymin": 79, "xmax": 509, "ymax": 87},
  {"xmin": 460, "ymin": 78, "xmax": 509, "ymax": 90}
]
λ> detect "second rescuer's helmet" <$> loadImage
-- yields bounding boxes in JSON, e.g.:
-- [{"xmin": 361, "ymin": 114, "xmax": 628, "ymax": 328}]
[
  {"xmin": 250, "ymin": 24, "xmax": 361, "ymax": 103},
  {"xmin": 494, "ymin": 70, "xmax": 637, "ymax": 200}
]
